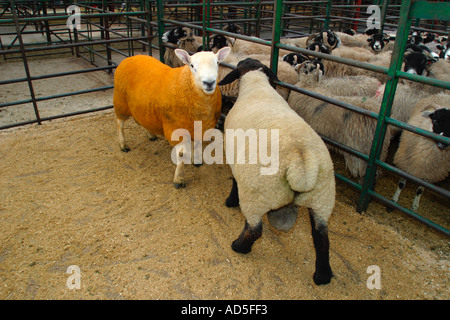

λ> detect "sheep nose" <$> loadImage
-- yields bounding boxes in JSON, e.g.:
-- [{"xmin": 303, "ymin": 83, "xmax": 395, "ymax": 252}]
[{"xmin": 203, "ymin": 80, "xmax": 216, "ymax": 90}]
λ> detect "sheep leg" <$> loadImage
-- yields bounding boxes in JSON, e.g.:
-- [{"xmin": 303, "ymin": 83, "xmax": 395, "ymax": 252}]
[
  {"xmin": 145, "ymin": 131, "xmax": 157, "ymax": 141},
  {"xmin": 116, "ymin": 117, "xmax": 130, "ymax": 152},
  {"xmin": 192, "ymin": 139, "xmax": 203, "ymax": 167},
  {"xmin": 225, "ymin": 178, "xmax": 239, "ymax": 207},
  {"xmin": 411, "ymin": 185, "xmax": 425, "ymax": 212},
  {"xmin": 387, "ymin": 178, "xmax": 406, "ymax": 212},
  {"xmin": 308, "ymin": 208, "xmax": 333, "ymax": 285},
  {"xmin": 231, "ymin": 220, "xmax": 262, "ymax": 254},
  {"xmin": 173, "ymin": 143, "xmax": 186, "ymax": 189}
]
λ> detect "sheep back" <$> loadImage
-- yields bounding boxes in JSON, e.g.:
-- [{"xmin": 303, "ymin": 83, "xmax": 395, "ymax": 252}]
[
  {"xmin": 225, "ymin": 71, "xmax": 335, "ymax": 225},
  {"xmin": 393, "ymin": 93, "xmax": 450, "ymax": 182}
]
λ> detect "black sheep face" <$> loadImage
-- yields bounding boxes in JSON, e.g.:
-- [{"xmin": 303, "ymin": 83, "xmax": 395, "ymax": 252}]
[
  {"xmin": 326, "ymin": 30, "xmax": 338, "ymax": 47},
  {"xmin": 162, "ymin": 27, "xmax": 187, "ymax": 44},
  {"xmin": 210, "ymin": 35, "xmax": 228, "ymax": 50},
  {"xmin": 218, "ymin": 58, "xmax": 279, "ymax": 89},
  {"xmin": 427, "ymin": 108, "xmax": 450, "ymax": 150},
  {"xmin": 299, "ymin": 60, "xmax": 324, "ymax": 77},
  {"xmin": 403, "ymin": 52, "xmax": 433, "ymax": 75},
  {"xmin": 367, "ymin": 34, "xmax": 388, "ymax": 52},
  {"xmin": 409, "ymin": 31, "xmax": 423, "ymax": 45},
  {"xmin": 282, "ymin": 53, "xmax": 309, "ymax": 68}
]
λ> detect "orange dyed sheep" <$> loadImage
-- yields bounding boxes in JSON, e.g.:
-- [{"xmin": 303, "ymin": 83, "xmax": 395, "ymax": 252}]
[{"xmin": 113, "ymin": 47, "xmax": 231, "ymax": 188}]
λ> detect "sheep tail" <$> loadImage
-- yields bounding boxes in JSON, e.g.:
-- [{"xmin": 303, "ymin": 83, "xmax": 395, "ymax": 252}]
[{"xmin": 285, "ymin": 147, "xmax": 319, "ymax": 194}]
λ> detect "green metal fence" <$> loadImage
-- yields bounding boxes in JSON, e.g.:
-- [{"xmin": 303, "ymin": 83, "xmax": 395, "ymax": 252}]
[{"xmin": 0, "ymin": 0, "xmax": 449, "ymax": 236}]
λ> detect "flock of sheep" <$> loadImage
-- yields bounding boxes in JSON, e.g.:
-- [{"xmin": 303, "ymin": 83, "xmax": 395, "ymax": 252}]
[{"xmin": 111, "ymin": 24, "xmax": 449, "ymax": 285}]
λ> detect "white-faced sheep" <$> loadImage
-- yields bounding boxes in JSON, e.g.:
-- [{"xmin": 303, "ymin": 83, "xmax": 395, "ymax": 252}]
[
  {"xmin": 113, "ymin": 47, "xmax": 231, "ymax": 188},
  {"xmin": 219, "ymin": 58, "xmax": 335, "ymax": 285},
  {"xmin": 391, "ymin": 93, "xmax": 450, "ymax": 211},
  {"xmin": 162, "ymin": 27, "xmax": 203, "ymax": 68},
  {"xmin": 287, "ymin": 60, "xmax": 391, "ymax": 182}
]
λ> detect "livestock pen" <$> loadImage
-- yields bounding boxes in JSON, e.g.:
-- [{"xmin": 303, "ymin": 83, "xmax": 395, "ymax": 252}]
[{"xmin": 0, "ymin": 0, "xmax": 449, "ymax": 301}]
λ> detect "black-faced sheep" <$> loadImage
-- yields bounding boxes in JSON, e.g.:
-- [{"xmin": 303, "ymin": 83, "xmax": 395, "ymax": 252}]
[
  {"xmin": 391, "ymin": 93, "xmax": 450, "ymax": 211},
  {"xmin": 162, "ymin": 26, "xmax": 203, "ymax": 68},
  {"xmin": 219, "ymin": 58, "xmax": 336, "ymax": 285},
  {"xmin": 402, "ymin": 51, "xmax": 450, "ymax": 94}
]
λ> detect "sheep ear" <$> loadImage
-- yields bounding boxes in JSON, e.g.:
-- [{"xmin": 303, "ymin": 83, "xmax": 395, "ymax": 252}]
[
  {"xmin": 422, "ymin": 105, "xmax": 436, "ymax": 118},
  {"xmin": 216, "ymin": 46, "xmax": 231, "ymax": 62},
  {"xmin": 422, "ymin": 110, "xmax": 434, "ymax": 118},
  {"xmin": 218, "ymin": 69, "xmax": 240, "ymax": 86},
  {"xmin": 261, "ymin": 65, "xmax": 280, "ymax": 87},
  {"xmin": 175, "ymin": 49, "xmax": 191, "ymax": 65}
]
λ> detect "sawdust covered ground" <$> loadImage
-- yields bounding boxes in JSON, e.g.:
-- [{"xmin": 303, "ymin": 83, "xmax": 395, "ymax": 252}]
[{"xmin": 0, "ymin": 111, "xmax": 448, "ymax": 300}]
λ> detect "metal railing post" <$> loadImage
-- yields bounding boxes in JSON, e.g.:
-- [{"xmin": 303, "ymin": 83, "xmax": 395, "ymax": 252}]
[
  {"xmin": 356, "ymin": 0, "xmax": 413, "ymax": 213},
  {"xmin": 270, "ymin": 0, "xmax": 283, "ymax": 74},
  {"xmin": 156, "ymin": 0, "xmax": 165, "ymax": 62},
  {"xmin": 10, "ymin": 0, "xmax": 41, "ymax": 125}
]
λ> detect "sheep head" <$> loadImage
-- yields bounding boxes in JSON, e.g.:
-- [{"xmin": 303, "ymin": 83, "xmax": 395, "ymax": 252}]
[
  {"xmin": 367, "ymin": 33, "xmax": 390, "ymax": 52},
  {"xmin": 297, "ymin": 60, "xmax": 324, "ymax": 82},
  {"xmin": 175, "ymin": 47, "xmax": 231, "ymax": 95},
  {"xmin": 403, "ymin": 51, "xmax": 437, "ymax": 75},
  {"xmin": 282, "ymin": 52, "xmax": 310, "ymax": 70},
  {"xmin": 422, "ymin": 107, "xmax": 450, "ymax": 150},
  {"xmin": 218, "ymin": 58, "xmax": 279, "ymax": 89}
]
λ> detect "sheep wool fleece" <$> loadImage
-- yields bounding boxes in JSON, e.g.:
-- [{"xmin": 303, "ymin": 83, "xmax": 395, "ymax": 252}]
[
  {"xmin": 225, "ymin": 71, "xmax": 335, "ymax": 228},
  {"xmin": 113, "ymin": 55, "xmax": 222, "ymax": 145}
]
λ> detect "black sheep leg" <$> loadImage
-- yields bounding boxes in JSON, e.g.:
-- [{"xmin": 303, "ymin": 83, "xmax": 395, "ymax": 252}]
[
  {"xmin": 308, "ymin": 208, "xmax": 333, "ymax": 285},
  {"xmin": 225, "ymin": 177, "xmax": 239, "ymax": 207},
  {"xmin": 231, "ymin": 221, "xmax": 262, "ymax": 254}
]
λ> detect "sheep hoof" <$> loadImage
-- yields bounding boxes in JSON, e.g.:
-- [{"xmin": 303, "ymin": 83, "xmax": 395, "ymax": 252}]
[
  {"xmin": 193, "ymin": 163, "xmax": 203, "ymax": 168},
  {"xmin": 231, "ymin": 239, "xmax": 252, "ymax": 254},
  {"xmin": 174, "ymin": 182, "xmax": 186, "ymax": 189},
  {"xmin": 121, "ymin": 146, "xmax": 131, "ymax": 153},
  {"xmin": 225, "ymin": 196, "xmax": 239, "ymax": 207},
  {"xmin": 313, "ymin": 269, "xmax": 333, "ymax": 285}
]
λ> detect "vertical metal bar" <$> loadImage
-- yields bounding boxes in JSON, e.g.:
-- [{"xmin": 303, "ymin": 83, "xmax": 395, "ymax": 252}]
[
  {"xmin": 270, "ymin": 0, "xmax": 283, "ymax": 74},
  {"xmin": 202, "ymin": 0, "xmax": 211, "ymax": 50},
  {"xmin": 357, "ymin": 0, "xmax": 413, "ymax": 213},
  {"xmin": 255, "ymin": 0, "xmax": 262, "ymax": 38},
  {"xmin": 42, "ymin": 2, "xmax": 52, "ymax": 44},
  {"xmin": 379, "ymin": 0, "xmax": 389, "ymax": 33},
  {"xmin": 146, "ymin": 0, "xmax": 153, "ymax": 57},
  {"xmin": 10, "ymin": 0, "xmax": 41, "ymax": 125},
  {"xmin": 156, "ymin": 0, "xmax": 165, "ymax": 62},
  {"xmin": 323, "ymin": 0, "xmax": 332, "ymax": 31},
  {"xmin": 103, "ymin": 0, "xmax": 112, "ymax": 72}
]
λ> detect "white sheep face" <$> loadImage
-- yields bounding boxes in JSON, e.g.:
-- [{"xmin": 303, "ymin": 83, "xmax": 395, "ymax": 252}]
[{"xmin": 175, "ymin": 47, "xmax": 231, "ymax": 95}]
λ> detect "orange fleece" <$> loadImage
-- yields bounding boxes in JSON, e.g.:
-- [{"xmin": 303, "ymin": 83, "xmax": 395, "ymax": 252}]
[{"xmin": 113, "ymin": 55, "xmax": 222, "ymax": 145}]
